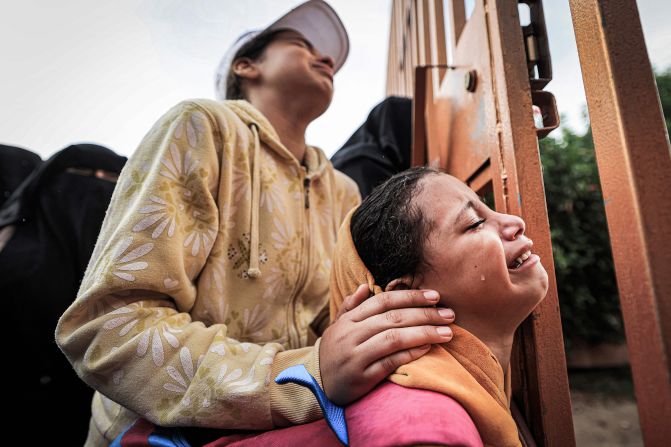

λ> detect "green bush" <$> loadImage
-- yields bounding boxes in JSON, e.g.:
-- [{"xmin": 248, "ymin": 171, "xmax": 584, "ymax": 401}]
[
  {"xmin": 540, "ymin": 127, "xmax": 622, "ymax": 347},
  {"xmin": 540, "ymin": 69, "xmax": 670, "ymax": 348}
]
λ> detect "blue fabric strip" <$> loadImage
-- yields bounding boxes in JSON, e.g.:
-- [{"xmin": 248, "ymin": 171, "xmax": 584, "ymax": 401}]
[
  {"xmin": 275, "ymin": 364, "xmax": 349, "ymax": 446},
  {"xmin": 147, "ymin": 427, "xmax": 191, "ymax": 447}
]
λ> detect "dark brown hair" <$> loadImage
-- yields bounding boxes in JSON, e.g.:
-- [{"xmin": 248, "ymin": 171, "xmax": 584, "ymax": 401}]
[{"xmin": 350, "ymin": 166, "xmax": 441, "ymax": 289}]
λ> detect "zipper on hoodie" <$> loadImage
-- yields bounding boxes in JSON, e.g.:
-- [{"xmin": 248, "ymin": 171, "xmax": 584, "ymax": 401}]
[
  {"xmin": 297, "ymin": 183, "xmax": 312, "ymax": 346},
  {"xmin": 303, "ymin": 178, "xmax": 310, "ymax": 209},
  {"xmin": 288, "ymin": 173, "xmax": 313, "ymax": 348}
]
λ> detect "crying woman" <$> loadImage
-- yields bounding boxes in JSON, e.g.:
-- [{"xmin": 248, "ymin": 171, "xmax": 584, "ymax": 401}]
[{"xmin": 329, "ymin": 166, "xmax": 549, "ymax": 446}]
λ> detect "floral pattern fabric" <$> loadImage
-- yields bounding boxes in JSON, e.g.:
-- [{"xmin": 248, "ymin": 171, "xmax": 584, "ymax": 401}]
[{"xmin": 56, "ymin": 99, "xmax": 360, "ymax": 444}]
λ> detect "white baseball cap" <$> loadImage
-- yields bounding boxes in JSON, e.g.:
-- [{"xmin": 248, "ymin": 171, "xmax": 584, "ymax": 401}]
[{"xmin": 215, "ymin": 0, "xmax": 349, "ymax": 99}]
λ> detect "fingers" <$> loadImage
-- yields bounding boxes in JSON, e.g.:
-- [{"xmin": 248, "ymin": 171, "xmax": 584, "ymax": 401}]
[
  {"xmin": 354, "ymin": 306, "xmax": 455, "ymax": 344},
  {"xmin": 356, "ymin": 324, "xmax": 453, "ymax": 368},
  {"xmin": 364, "ymin": 343, "xmax": 433, "ymax": 383},
  {"xmin": 336, "ymin": 284, "xmax": 371, "ymax": 320},
  {"xmin": 349, "ymin": 289, "xmax": 441, "ymax": 322}
]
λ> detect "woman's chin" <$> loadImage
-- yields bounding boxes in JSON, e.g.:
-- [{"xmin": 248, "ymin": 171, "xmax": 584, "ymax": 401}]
[
  {"xmin": 535, "ymin": 263, "xmax": 550, "ymax": 298},
  {"xmin": 506, "ymin": 276, "xmax": 548, "ymax": 317},
  {"xmin": 509, "ymin": 261, "xmax": 548, "ymax": 292}
]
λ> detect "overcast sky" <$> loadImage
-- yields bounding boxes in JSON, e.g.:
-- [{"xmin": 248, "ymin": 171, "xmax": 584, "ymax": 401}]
[{"xmin": 1, "ymin": 0, "xmax": 669, "ymax": 160}]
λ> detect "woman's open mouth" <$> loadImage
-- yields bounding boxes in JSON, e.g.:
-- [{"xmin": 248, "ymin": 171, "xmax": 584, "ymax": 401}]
[{"xmin": 508, "ymin": 250, "xmax": 540, "ymax": 272}]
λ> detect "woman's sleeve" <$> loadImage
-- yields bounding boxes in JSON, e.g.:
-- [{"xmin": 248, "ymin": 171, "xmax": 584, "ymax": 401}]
[{"xmin": 55, "ymin": 101, "xmax": 323, "ymax": 430}]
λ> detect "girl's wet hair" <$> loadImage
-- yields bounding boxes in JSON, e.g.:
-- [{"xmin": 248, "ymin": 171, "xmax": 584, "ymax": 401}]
[{"xmin": 351, "ymin": 166, "xmax": 441, "ymax": 289}]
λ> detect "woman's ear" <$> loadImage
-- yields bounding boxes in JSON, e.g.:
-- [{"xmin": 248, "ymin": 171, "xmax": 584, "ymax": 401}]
[
  {"xmin": 232, "ymin": 58, "xmax": 260, "ymax": 81},
  {"xmin": 385, "ymin": 274, "xmax": 420, "ymax": 292}
]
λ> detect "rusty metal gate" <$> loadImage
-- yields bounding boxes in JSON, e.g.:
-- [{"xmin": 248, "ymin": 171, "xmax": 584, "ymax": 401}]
[{"xmin": 386, "ymin": 0, "xmax": 671, "ymax": 445}]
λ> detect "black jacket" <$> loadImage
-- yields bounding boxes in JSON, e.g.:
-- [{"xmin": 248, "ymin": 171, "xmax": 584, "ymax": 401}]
[{"xmin": 331, "ymin": 96, "xmax": 412, "ymax": 198}]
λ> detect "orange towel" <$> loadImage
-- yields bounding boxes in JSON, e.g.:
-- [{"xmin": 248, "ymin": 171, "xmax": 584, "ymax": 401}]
[{"xmin": 330, "ymin": 209, "xmax": 521, "ymax": 447}]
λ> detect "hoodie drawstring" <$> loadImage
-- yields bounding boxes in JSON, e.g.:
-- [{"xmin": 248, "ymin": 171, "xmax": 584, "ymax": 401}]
[{"xmin": 247, "ymin": 123, "xmax": 262, "ymax": 279}]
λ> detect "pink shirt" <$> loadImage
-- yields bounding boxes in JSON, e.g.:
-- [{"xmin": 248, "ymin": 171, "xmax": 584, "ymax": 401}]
[{"xmin": 204, "ymin": 381, "xmax": 483, "ymax": 446}]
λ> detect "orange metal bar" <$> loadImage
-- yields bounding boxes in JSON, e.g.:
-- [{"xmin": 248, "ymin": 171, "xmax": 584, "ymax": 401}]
[
  {"xmin": 412, "ymin": 65, "xmax": 429, "ymax": 166},
  {"xmin": 449, "ymin": 0, "xmax": 466, "ymax": 49},
  {"xmin": 569, "ymin": 1, "xmax": 671, "ymax": 444},
  {"xmin": 485, "ymin": 3, "xmax": 573, "ymax": 444}
]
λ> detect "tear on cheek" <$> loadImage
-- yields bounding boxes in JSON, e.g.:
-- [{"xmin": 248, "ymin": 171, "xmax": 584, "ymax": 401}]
[{"xmin": 472, "ymin": 263, "xmax": 486, "ymax": 281}]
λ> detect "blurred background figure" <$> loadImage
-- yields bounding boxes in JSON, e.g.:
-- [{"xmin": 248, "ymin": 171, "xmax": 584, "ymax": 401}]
[
  {"xmin": 331, "ymin": 96, "xmax": 411, "ymax": 198},
  {"xmin": 0, "ymin": 143, "xmax": 126, "ymax": 446},
  {"xmin": 0, "ymin": 144, "xmax": 42, "ymax": 207}
]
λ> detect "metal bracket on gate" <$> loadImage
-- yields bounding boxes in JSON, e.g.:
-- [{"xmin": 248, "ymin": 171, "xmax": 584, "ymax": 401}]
[
  {"xmin": 519, "ymin": 0, "xmax": 558, "ymax": 138},
  {"xmin": 518, "ymin": 0, "xmax": 552, "ymax": 90}
]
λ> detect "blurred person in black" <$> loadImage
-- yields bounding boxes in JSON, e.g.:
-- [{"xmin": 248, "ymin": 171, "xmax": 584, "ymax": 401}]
[
  {"xmin": 0, "ymin": 144, "xmax": 42, "ymax": 207},
  {"xmin": 0, "ymin": 143, "xmax": 125, "ymax": 445},
  {"xmin": 330, "ymin": 96, "xmax": 412, "ymax": 198}
]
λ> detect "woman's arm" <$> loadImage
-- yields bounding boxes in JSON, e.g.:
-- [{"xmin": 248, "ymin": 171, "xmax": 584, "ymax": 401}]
[{"xmin": 56, "ymin": 101, "xmax": 321, "ymax": 430}]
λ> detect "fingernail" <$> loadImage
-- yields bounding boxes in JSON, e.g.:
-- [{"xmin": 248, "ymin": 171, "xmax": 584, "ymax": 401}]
[
  {"xmin": 438, "ymin": 308, "xmax": 455, "ymax": 319},
  {"xmin": 424, "ymin": 290, "xmax": 439, "ymax": 301},
  {"xmin": 437, "ymin": 327, "xmax": 452, "ymax": 337}
]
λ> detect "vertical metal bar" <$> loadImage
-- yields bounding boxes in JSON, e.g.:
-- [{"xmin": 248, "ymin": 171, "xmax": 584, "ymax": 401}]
[
  {"xmin": 569, "ymin": 1, "xmax": 671, "ymax": 444},
  {"xmin": 386, "ymin": 0, "xmax": 396, "ymax": 95},
  {"xmin": 428, "ymin": 0, "xmax": 447, "ymax": 66},
  {"xmin": 428, "ymin": 0, "xmax": 447, "ymax": 93},
  {"xmin": 397, "ymin": 0, "xmax": 406, "ymax": 94},
  {"xmin": 412, "ymin": 66, "xmax": 429, "ymax": 167},
  {"xmin": 416, "ymin": 0, "xmax": 428, "ymax": 66},
  {"xmin": 449, "ymin": 0, "xmax": 466, "ymax": 52},
  {"xmin": 408, "ymin": 0, "xmax": 418, "ymax": 95},
  {"xmin": 485, "ymin": 1, "xmax": 575, "ymax": 444}
]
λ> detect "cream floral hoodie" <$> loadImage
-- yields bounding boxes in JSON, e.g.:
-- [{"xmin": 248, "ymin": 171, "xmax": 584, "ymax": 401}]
[{"xmin": 55, "ymin": 99, "xmax": 360, "ymax": 445}]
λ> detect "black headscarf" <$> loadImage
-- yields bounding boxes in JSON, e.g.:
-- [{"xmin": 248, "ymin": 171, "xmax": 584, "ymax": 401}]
[{"xmin": 331, "ymin": 96, "xmax": 412, "ymax": 198}]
